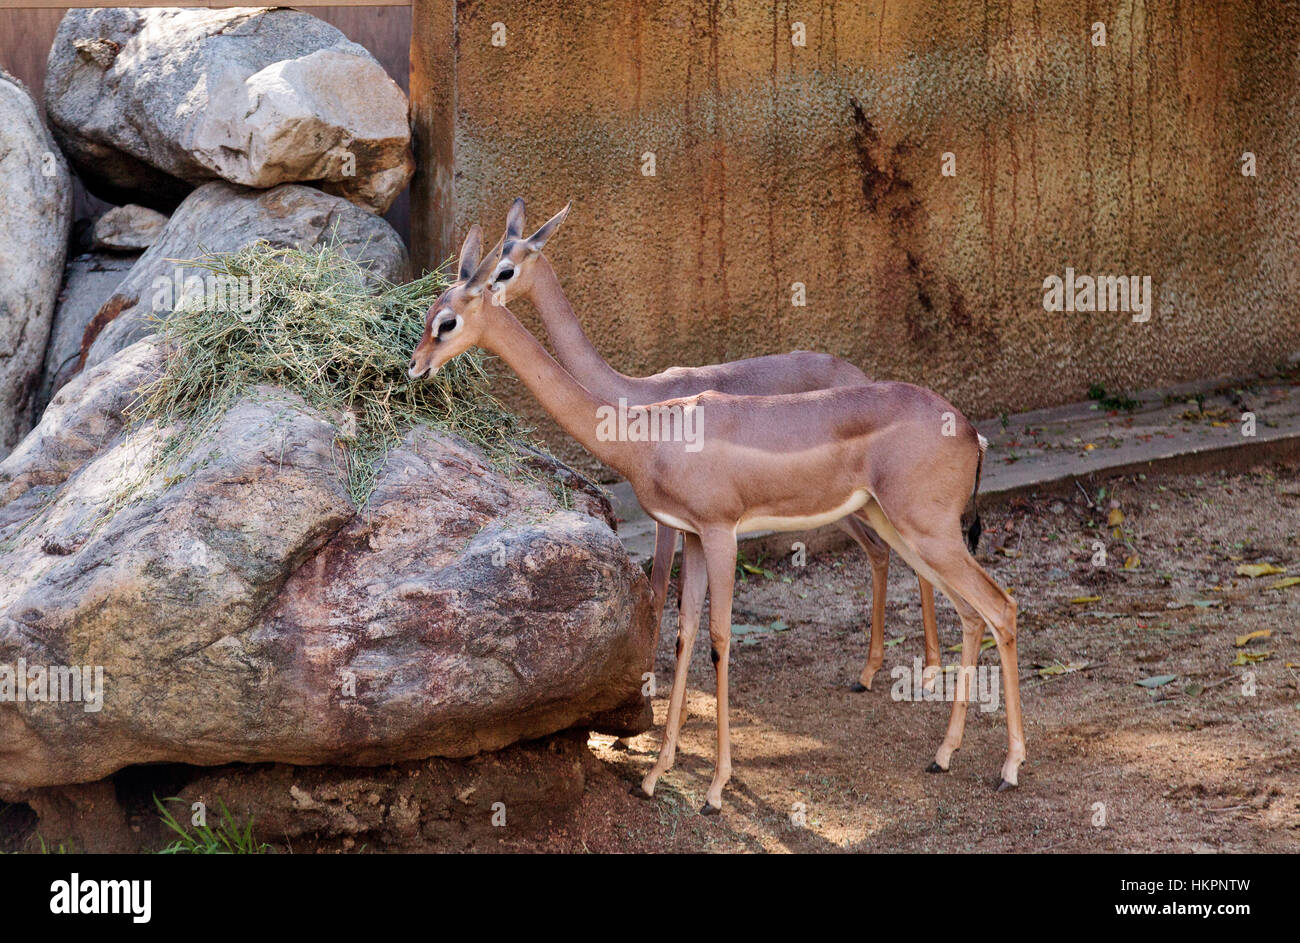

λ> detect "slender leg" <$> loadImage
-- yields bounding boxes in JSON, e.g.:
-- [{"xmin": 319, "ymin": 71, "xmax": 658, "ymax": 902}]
[
  {"xmin": 919, "ymin": 577, "xmax": 941, "ymax": 692},
  {"xmin": 919, "ymin": 546, "xmax": 1022, "ymax": 787},
  {"xmin": 615, "ymin": 525, "xmax": 679, "ymax": 752},
  {"xmin": 855, "ymin": 543, "xmax": 890, "ymax": 691},
  {"xmin": 699, "ymin": 528, "xmax": 739, "ymax": 814},
  {"xmin": 837, "ymin": 516, "xmax": 893, "ymax": 692},
  {"xmin": 930, "ymin": 601, "xmax": 984, "ymax": 772},
  {"xmin": 992, "ymin": 599, "xmax": 1025, "ymax": 788},
  {"xmin": 639, "ymin": 533, "xmax": 707, "ymax": 798},
  {"xmin": 859, "ymin": 504, "xmax": 1024, "ymax": 789},
  {"xmin": 648, "ymin": 524, "xmax": 678, "ymax": 635}
]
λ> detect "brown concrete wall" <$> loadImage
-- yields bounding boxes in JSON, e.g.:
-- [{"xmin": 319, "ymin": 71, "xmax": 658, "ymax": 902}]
[{"xmin": 414, "ymin": 0, "xmax": 1300, "ymax": 478}]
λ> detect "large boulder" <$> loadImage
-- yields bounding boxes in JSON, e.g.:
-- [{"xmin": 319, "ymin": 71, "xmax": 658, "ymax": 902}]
[
  {"xmin": 82, "ymin": 182, "xmax": 409, "ymax": 370},
  {"xmin": 0, "ymin": 68, "xmax": 73, "ymax": 459},
  {"xmin": 91, "ymin": 205, "xmax": 168, "ymax": 252},
  {"xmin": 45, "ymin": 7, "xmax": 414, "ymax": 214},
  {"xmin": 0, "ymin": 339, "xmax": 655, "ymax": 792},
  {"xmin": 35, "ymin": 252, "xmax": 138, "ymax": 417}
]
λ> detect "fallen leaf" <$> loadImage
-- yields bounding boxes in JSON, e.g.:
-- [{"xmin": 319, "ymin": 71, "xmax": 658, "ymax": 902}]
[
  {"xmin": 946, "ymin": 639, "xmax": 996, "ymax": 653},
  {"xmin": 1235, "ymin": 629, "xmax": 1273, "ymax": 647},
  {"xmin": 1038, "ymin": 661, "xmax": 1089, "ymax": 678},
  {"xmin": 1235, "ymin": 563, "xmax": 1286, "ymax": 578},
  {"xmin": 1084, "ymin": 443, "xmax": 1097, "ymax": 451},
  {"xmin": 1123, "ymin": 554, "xmax": 1140, "ymax": 569},
  {"xmin": 1070, "ymin": 595, "xmax": 1102, "ymax": 605},
  {"xmin": 1136, "ymin": 674, "xmax": 1177, "ymax": 688},
  {"xmin": 1268, "ymin": 576, "xmax": 1300, "ymax": 590},
  {"xmin": 1107, "ymin": 508, "xmax": 1125, "ymax": 527},
  {"xmin": 1231, "ymin": 651, "xmax": 1272, "ymax": 666}
]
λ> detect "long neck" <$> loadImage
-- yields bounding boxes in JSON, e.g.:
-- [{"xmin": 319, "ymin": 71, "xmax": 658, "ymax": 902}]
[
  {"xmin": 526, "ymin": 255, "xmax": 639, "ymax": 402},
  {"xmin": 479, "ymin": 300, "xmax": 639, "ymax": 477}
]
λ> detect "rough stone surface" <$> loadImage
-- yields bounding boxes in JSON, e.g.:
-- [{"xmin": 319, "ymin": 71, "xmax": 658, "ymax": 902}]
[
  {"xmin": 415, "ymin": 1, "xmax": 1300, "ymax": 479},
  {"xmin": 46, "ymin": 6, "xmax": 413, "ymax": 214},
  {"xmin": 91, "ymin": 205, "xmax": 168, "ymax": 252},
  {"xmin": 82, "ymin": 182, "xmax": 409, "ymax": 370},
  {"xmin": 0, "ymin": 67, "xmax": 73, "ymax": 459},
  {"xmin": 5, "ymin": 732, "xmax": 599, "ymax": 853},
  {"xmin": 0, "ymin": 340, "xmax": 654, "ymax": 792},
  {"xmin": 35, "ymin": 252, "xmax": 137, "ymax": 417}
]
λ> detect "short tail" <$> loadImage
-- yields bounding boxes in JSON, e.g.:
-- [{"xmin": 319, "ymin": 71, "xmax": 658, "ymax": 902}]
[{"xmin": 962, "ymin": 434, "xmax": 987, "ymax": 554}]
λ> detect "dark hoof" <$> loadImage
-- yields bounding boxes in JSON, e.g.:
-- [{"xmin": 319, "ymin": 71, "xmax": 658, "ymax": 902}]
[
  {"xmin": 629, "ymin": 785, "xmax": 652, "ymax": 799},
  {"xmin": 850, "ymin": 682, "xmax": 869, "ymax": 693},
  {"xmin": 996, "ymin": 778, "xmax": 1017, "ymax": 792},
  {"xmin": 699, "ymin": 803, "xmax": 721, "ymax": 816},
  {"xmin": 926, "ymin": 761, "xmax": 947, "ymax": 774}
]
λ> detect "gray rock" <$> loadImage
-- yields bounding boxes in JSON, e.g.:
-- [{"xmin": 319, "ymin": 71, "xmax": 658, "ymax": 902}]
[
  {"xmin": 35, "ymin": 252, "xmax": 138, "ymax": 417},
  {"xmin": 91, "ymin": 205, "xmax": 168, "ymax": 252},
  {"xmin": 45, "ymin": 7, "xmax": 414, "ymax": 214},
  {"xmin": 0, "ymin": 341, "xmax": 654, "ymax": 791},
  {"xmin": 82, "ymin": 181, "xmax": 409, "ymax": 370},
  {"xmin": 0, "ymin": 68, "xmax": 73, "ymax": 458}
]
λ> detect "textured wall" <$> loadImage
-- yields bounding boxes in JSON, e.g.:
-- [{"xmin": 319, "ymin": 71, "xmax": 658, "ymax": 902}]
[{"xmin": 414, "ymin": 0, "xmax": 1300, "ymax": 477}]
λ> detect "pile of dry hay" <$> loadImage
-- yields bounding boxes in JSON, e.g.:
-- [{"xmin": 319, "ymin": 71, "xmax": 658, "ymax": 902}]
[{"xmin": 126, "ymin": 241, "xmax": 539, "ymax": 505}]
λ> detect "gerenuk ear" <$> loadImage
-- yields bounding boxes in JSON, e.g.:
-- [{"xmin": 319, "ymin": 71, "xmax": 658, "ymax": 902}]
[
  {"xmin": 457, "ymin": 224, "xmax": 483, "ymax": 282},
  {"xmin": 463, "ymin": 236, "xmax": 503, "ymax": 297},
  {"xmin": 525, "ymin": 202, "xmax": 571, "ymax": 257},
  {"xmin": 505, "ymin": 198, "xmax": 527, "ymax": 241}
]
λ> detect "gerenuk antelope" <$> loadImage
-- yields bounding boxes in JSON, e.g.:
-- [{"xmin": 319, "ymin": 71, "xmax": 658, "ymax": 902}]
[
  {"xmin": 485, "ymin": 198, "xmax": 941, "ymax": 692},
  {"xmin": 409, "ymin": 225, "xmax": 1023, "ymax": 814}
]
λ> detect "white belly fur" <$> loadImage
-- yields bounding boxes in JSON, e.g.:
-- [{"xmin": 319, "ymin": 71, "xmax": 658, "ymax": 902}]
[
  {"xmin": 646, "ymin": 509, "xmax": 698, "ymax": 534},
  {"xmin": 646, "ymin": 491, "xmax": 871, "ymax": 537},
  {"xmin": 736, "ymin": 490, "xmax": 870, "ymax": 535}
]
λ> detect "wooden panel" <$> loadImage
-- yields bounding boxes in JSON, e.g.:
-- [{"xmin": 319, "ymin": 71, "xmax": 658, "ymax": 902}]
[
  {"xmin": 0, "ymin": 8, "xmax": 61, "ymax": 106},
  {"xmin": 409, "ymin": 0, "xmax": 455, "ymax": 273}
]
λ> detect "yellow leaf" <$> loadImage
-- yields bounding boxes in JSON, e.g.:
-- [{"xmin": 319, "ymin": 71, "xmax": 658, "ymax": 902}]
[
  {"xmin": 1038, "ymin": 661, "xmax": 1088, "ymax": 678},
  {"xmin": 1083, "ymin": 443, "xmax": 1097, "ymax": 451},
  {"xmin": 1123, "ymin": 554, "xmax": 1140, "ymax": 569},
  {"xmin": 1236, "ymin": 563, "xmax": 1286, "ymax": 578},
  {"xmin": 1070, "ymin": 595, "xmax": 1101, "ymax": 605},
  {"xmin": 1268, "ymin": 577, "xmax": 1300, "ymax": 590},
  {"xmin": 1231, "ymin": 650, "xmax": 1272, "ymax": 666},
  {"xmin": 1235, "ymin": 629, "xmax": 1273, "ymax": 647},
  {"xmin": 1107, "ymin": 508, "xmax": 1125, "ymax": 527}
]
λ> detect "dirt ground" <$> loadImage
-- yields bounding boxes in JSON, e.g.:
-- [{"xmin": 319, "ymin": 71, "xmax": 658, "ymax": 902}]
[
  {"xmin": 495, "ymin": 463, "xmax": 1300, "ymax": 852},
  {"xmin": 5, "ymin": 464, "xmax": 1296, "ymax": 854}
]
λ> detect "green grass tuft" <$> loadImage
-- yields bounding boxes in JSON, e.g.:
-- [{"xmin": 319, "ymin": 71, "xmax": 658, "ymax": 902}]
[
  {"xmin": 119, "ymin": 240, "xmax": 539, "ymax": 507},
  {"xmin": 153, "ymin": 795, "xmax": 271, "ymax": 854}
]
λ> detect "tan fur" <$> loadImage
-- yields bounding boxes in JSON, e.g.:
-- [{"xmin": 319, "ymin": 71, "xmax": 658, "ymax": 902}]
[
  {"xmin": 489, "ymin": 199, "xmax": 939, "ymax": 688},
  {"xmin": 409, "ymin": 228, "xmax": 1024, "ymax": 812}
]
